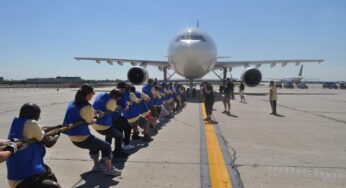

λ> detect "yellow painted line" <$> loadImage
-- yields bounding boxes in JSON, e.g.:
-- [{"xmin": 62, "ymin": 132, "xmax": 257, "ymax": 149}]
[{"xmin": 201, "ymin": 104, "xmax": 232, "ymax": 188}]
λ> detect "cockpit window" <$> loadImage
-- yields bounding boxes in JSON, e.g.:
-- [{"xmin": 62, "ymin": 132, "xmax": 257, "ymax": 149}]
[{"xmin": 175, "ymin": 33, "xmax": 206, "ymax": 42}]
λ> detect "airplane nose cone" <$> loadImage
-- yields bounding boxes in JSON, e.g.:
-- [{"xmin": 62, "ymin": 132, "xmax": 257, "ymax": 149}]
[{"xmin": 169, "ymin": 42, "xmax": 216, "ymax": 79}]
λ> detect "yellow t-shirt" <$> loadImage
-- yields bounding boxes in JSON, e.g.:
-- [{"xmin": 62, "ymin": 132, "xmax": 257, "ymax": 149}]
[
  {"xmin": 150, "ymin": 87, "xmax": 156, "ymax": 98},
  {"xmin": 270, "ymin": 86, "xmax": 277, "ymax": 101},
  {"xmin": 68, "ymin": 105, "xmax": 93, "ymax": 142},
  {"xmin": 8, "ymin": 119, "xmax": 45, "ymax": 188},
  {"xmin": 140, "ymin": 92, "xmax": 149, "ymax": 101},
  {"xmin": 155, "ymin": 90, "xmax": 161, "ymax": 99},
  {"xmin": 127, "ymin": 92, "xmax": 141, "ymax": 123},
  {"xmin": 92, "ymin": 99, "xmax": 117, "ymax": 131},
  {"xmin": 129, "ymin": 92, "xmax": 141, "ymax": 103},
  {"xmin": 139, "ymin": 93, "xmax": 150, "ymax": 116},
  {"xmin": 166, "ymin": 88, "xmax": 173, "ymax": 102}
]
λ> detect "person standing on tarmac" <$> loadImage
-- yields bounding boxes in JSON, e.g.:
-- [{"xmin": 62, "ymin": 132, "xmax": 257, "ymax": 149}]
[
  {"xmin": 269, "ymin": 81, "xmax": 278, "ymax": 115},
  {"xmin": 92, "ymin": 89, "xmax": 129, "ymax": 159},
  {"xmin": 239, "ymin": 81, "xmax": 246, "ymax": 103},
  {"xmin": 6, "ymin": 103, "xmax": 61, "ymax": 188},
  {"xmin": 203, "ymin": 83, "xmax": 218, "ymax": 124},
  {"xmin": 200, "ymin": 82, "xmax": 207, "ymax": 103},
  {"xmin": 222, "ymin": 78, "xmax": 231, "ymax": 115},
  {"xmin": 63, "ymin": 84, "xmax": 121, "ymax": 176},
  {"xmin": 230, "ymin": 80, "xmax": 235, "ymax": 100}
]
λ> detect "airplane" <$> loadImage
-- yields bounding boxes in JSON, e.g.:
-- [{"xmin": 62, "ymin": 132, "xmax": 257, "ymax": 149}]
[
  {"xmin": 75, "ymin": 27, "xmax": 323, "ymax": 89},
  {"xmin": 268, "ymin": 64, "xmax": 304, "ymax": 84}
]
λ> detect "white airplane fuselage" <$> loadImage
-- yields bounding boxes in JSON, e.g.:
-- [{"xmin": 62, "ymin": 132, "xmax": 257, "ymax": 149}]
[
  {"xmin": 279, "ymin": 65, "xmax": 304, "ymax": 83},
  {"xmin": 281, "ymin": 76, "xmax": 303, "ymax": 83},
  {"xmin": 168, "ymin": 27, "xmax": 217, "ymax": 79}
]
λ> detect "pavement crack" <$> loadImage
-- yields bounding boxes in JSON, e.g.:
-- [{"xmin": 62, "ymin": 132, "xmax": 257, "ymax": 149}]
[
  {"xmin": 46, "ymin": 157, "xmax": 202, "ymax": 165},
  {"xmin": 0, "ymin": 101, "xmax": 67, "ymax": 114},
  {"xmin": 46, "ymin": 157, "xmax": 91, "ymax": 162},
  {"xmin": 211, "ymin": 114, "xmax": 244, "ymax": 188},
  {"xmin": 217, "ymin": 130, "xmax": 244, "ymax": 188},
  {"xmin": 172, "ymin": 118, "xmax": 201, "ymax": 131},
  {"xmin": 235, "ymin": 163, "xmax": 346, "ymax": 170}
]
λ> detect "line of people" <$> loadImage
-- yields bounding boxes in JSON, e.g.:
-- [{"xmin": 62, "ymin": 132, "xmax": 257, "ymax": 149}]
[
  {"xmin": 1, "ymin": 79, "xmax": 186, "ymax": 188},
  {"xmin": 200, "ymin": 79, "xmax": 246, "ymax": 124},
  {"xmin": 213, "ymin": 78, "xmax": 278, "ymax": 118},
  {"xmin": 222, "ymin": 78, "xmax": 246, "ymax": 115}
]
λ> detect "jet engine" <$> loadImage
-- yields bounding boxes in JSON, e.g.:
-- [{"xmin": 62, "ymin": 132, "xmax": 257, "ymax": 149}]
[
  {"xmin": 241, "ymin": 67, "xmax": 262, "ymax": 87},
  {"xmin": 127, "ymin": 66, "xmax": 149, "ymax": 85}
]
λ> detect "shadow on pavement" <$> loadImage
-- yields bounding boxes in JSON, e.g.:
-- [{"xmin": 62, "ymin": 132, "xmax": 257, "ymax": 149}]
[
  {"xmin": 74, "ymin": 171, "xmax": 119, "ymax": 188},
  {"xmin": 227, "ymin": 113, "xmax": 239, "ymax": 118},
  {"xmin": 112, "ymin": 139, "xmax": 150, "ymax": 170},
  {"xmin": 273, "ymin": 114, "xmax": 285, "ymax": 117}
]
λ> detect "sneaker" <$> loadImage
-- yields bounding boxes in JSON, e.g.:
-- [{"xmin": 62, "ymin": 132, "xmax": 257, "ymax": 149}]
[
  {"xmin": 122, "ymin": 144, "xmax": 135, "ymax": 150},
  {"xmin": 226, "ymin": 111, "xmax": 231, "ymax": 115},
  {"xmin": 92, "ymin": 163, "xmax": 106, "ymax": 172},
  {"xmin": 222, "ymin": 111, "xmax": 227, "ymax": 114},
  {"xmin": 104, "ymin": 166, "xmax": 121, "ymax": 177},
  {"xmin": 208, "ymin": 120, "xmax": 218, "ymax": 124},
  {"xmin": 142, "ymin": 135, "xmax": 153, "ymax": 142},
  {"xmin": 132, "ymin": 134, "xmax": 143, "ymax": 140}
]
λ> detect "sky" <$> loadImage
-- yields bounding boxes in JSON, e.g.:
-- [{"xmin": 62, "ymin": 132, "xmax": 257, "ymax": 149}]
[{"xmin": 0, "ymin": 0, "xmax": 345, "ymax": 81}]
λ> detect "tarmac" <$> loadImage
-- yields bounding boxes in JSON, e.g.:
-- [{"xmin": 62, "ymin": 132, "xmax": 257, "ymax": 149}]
[{"xmin": 1, "ymin": 86, "xmax": 346, "ymax": 188}]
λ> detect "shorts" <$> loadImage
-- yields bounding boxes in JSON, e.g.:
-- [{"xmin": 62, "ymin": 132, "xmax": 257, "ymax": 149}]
[
  {"xmin": 223, "ymin": 94, "xmax": 230, "ymax": 102},
  {"xmin": 239, "ymin": 90, "xmax": 244, "ymax": 96}
]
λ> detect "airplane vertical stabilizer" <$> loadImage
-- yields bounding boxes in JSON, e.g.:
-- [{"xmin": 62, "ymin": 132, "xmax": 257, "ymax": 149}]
[{"xmin": 298, "ymin": 65, "xmax": 303, "ymax": 76}]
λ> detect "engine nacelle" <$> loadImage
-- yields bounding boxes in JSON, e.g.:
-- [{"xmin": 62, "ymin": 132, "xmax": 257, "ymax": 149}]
[
  {"xmin": 127, "ymin": 66, "xmax": 149, "ymax": 85},
  {"xmin": 241, "ymin": 67, "xmax": 262, "ymax": 87}
]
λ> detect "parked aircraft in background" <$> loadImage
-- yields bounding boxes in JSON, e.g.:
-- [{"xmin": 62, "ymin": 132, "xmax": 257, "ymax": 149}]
[
  {"xmin": 75, "ymin": 27, "xmax": 323, "ymax": 88},
  {"xmin": 269, "ymin": 65, "xmax": 305, "ymax": 84}
]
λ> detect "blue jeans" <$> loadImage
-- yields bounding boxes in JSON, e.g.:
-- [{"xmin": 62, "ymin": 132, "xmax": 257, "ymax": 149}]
[{"xmin": 72, "ymin": 135, "xmax": 112, "ymax": 160}]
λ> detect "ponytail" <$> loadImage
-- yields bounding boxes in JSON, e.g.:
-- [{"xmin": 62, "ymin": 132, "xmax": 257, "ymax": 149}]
[{"xmin": 74, "ymin": 84, "xmax": 94, "ymax": 107}]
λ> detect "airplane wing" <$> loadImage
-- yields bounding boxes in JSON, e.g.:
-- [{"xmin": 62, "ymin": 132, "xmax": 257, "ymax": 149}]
[
  {"xmin": 74, "ymin": 57, "xmax": 170, "ymax": 70},
  {"xmin": 214, "ymin": 59, "xmax": 324, "ymax": 69}
]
